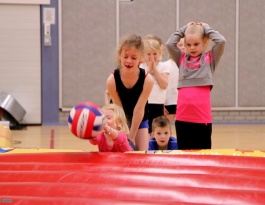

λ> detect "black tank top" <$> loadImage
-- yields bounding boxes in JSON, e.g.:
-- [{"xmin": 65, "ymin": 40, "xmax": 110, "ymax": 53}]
[{"xmin": 114, "ymin": 68, "xmax": 148, "ymax": 128}]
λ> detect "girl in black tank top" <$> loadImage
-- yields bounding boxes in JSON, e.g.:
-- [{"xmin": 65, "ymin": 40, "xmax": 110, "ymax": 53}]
[
  {"xmin": 113, "ymin": 68, "xmax": 149, "ymax": 128},
  {"xmin": 106, "ymin": 34, "xmax": 154, "ymax": 151}
]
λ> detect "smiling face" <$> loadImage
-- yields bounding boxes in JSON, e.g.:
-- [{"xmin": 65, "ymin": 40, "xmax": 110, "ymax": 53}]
[
  {"xmin": 120, "ymin": 47, "xmax": 142, "ymax": 71},
  {"xmin": 152, "ymin": 125, "xmax": 171, "ymax": 150}
]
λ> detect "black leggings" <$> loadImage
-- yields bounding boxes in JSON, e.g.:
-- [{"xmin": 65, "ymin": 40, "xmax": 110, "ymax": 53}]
[{"xmin": 175, "ymin": 120, "xmax": 212, "ymax": 150}]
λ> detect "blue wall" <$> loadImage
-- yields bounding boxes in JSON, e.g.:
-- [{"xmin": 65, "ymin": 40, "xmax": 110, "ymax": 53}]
[{"xmin": 41, "ymin": 0, "xmax": 59, "ymax": 125}]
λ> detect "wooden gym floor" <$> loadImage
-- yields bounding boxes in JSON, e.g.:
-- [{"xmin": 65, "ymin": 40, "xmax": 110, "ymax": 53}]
[{"xmin": 11, "ymin": 123, "xmax": 265, "ymax": 151}]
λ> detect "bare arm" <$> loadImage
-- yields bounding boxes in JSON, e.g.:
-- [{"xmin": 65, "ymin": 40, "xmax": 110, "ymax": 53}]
[
  {"xmin": 153, "ymin": 64, "xmax": 169, "ymax": 89},
  {"xmin": 106, "ymin": 74, "xmax": 122, "ymax": 107},
  {"xmin": 147, "ymin": 56, "xmax": 168, "ymax": 89},
  {"xmin": 155, "ymin": 71, "xmax": 168, "ymax": 89},
  {"xmin": 128, "ymin": 74, "xmax": 154, "ymax": 142}
]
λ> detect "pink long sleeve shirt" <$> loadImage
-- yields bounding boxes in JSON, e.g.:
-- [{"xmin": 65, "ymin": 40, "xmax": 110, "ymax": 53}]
[{"xmin": 89, "ymin": 132, "xmax": 133, "ymax": 152}]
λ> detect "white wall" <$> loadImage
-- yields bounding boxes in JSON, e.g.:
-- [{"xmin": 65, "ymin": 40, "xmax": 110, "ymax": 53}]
[{"xmin": 0, "ymin": 1, "xmax": 49, "ymax": 124}]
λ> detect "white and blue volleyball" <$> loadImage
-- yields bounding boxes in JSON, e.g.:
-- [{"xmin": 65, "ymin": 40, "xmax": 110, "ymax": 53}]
[{"xmin": 68, "ymin": 102, "xmax": 104, "ymax": 139}]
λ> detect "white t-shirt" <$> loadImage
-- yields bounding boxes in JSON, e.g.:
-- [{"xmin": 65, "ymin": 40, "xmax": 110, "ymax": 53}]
[
  {"xmin": 141, "ymin": 61, "xmax": 170, "ymax": 104},
  {"xmin": 163, "ymin": 59, "xmax": 179, "ymax": 105}
]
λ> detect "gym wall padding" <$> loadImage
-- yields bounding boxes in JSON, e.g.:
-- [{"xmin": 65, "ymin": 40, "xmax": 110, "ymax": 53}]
[
  {"xmin": 179, "ymin": 0, "xmax": 236, "ymax": 107},
  {"xmin": 60, "ymin": 0, "xmax": 116, "ymax": 108},
  {"xmin": 237, "ymin": 0, "xmax": 265, "ymax": 107},
  {"xmin": 60, "ymin": 0, "xmax": 265, "ymax": 109}
]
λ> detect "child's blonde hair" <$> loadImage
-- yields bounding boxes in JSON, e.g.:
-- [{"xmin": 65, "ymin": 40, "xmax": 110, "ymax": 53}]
[
  {"xmin": 152, "ymin": 116, "xmax": 171, "ymax": 132},
  {"xmin": 185, "ymin": 24, "xmax": 210, "ymax": 50},
  {"xmin": 102, "ymin": 104, "xmax": 129, "ymax": 135},
  {"xmin": 143, "ymin": 38, "xmax": 164, "ymax": 62},
  {"xmin": 145, "ymin": 34, "xmax": 163, "ymax": 46},
  {"xmin": 185, "ymin": 24, "xmax": 205, "ymax": 37},
  {"xmin": 144, "ymin": 34, "xmax": 164, "ymax": 57},
  {"xmin": 116, "ymin": 34, "xmax": 145, "ymax": 68}
]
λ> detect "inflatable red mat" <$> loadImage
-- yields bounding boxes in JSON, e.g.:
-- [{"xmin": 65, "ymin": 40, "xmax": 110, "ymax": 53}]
[{"xmin": 0, "ymin": 152, "xmax": 265, "ymax": 204}]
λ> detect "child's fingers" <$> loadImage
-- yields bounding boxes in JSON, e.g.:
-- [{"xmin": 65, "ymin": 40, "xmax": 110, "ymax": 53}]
[
  {"xmin": 198, "ymin": 22, "xmax": 208, "ymax": 26},
  {"xmin": 187, "ymin": 22, "xmax": 195, "ymax": 26}
]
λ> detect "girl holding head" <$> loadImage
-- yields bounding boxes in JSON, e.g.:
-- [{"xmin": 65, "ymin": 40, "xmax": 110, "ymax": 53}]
[
  {"xmin": 166, "ymin": 22, "xmax": 226, "ymax": 150},
  {"xmin": 106, "ymin": 34, "xmax": 154, "ymax": 151}
]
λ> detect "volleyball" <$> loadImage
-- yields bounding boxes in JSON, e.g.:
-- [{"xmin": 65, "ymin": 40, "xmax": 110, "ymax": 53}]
[{"xmin": 68, "ymin": 102, "xmax": 105, "ymax": 139}]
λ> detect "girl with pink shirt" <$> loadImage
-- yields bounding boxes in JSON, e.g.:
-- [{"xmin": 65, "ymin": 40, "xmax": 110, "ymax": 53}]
[
  {"xmin": 89, "ymin": 104, "xmax": 133, "ymax": 152},
  {"xmin": 166, "ymin": 22, "xmax": 226, "ymax": 149}
]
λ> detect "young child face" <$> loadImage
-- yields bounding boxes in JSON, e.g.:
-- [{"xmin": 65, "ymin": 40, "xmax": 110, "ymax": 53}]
[
  {"xmin": 145, "ymin": 48, "xmax": 161, "ymax": 64},
  {"xmin": 152, "ymin": 125, "xmax": 171, "ymax": 150},
  {"xmin": 184, "ymin": 33, "xmax": 206, "ymax": 57},
  {"xmin": 102, "ymin": 109, "xmax": 116, "ymax": 129},
  {"xmin": 120, "ymin": 47, "xmax": 142, "ymax": 70}
]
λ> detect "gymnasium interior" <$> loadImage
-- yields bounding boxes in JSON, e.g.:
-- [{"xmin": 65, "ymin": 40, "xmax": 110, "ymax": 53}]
[{"xmin": 0, "ymin": 0, "xmax": 265, "ymax": 204}]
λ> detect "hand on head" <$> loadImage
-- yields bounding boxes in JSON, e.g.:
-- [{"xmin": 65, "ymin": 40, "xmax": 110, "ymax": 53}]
[
  {"xmin": 197, "ymin": 22, "xmax": 208, "ymax": 26},
  {"xmin": 187, "ymin": 22, "xmax": 195, "ymax": 26},
  {"xmin": 187, "ymin": 22, "xmax": 208, "ymax": 27}
]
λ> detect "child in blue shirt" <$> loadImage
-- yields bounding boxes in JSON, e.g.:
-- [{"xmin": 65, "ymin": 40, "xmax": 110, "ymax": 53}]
[{"xmin": 148, "ymin": 116, "xmax": 178, "ymax": 150}]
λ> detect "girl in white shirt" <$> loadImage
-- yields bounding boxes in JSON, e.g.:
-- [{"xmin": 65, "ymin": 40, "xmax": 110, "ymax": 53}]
[{"xmin": 141, "ymin": 36, "xmax": 169, "ymax": 133}]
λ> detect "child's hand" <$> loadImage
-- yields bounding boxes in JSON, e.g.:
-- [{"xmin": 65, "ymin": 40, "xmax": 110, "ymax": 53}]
[
  {"xmin": 197, "ymin": 22, "xmax": 208, "ymax": 27},
  {"xmin": 147, "ymin": 55, "xmax": 156, "ymax": 73},
  {"xmin": 187, "ymin": 22, "xmax": 195, "ymax": 26},
  {"xmin": 103, "ymin": 123, "xmax": 111, "ymax": 134},
  {"xmin": 149, "ymin": 56, "xmax": 156, "ymax": 71}
]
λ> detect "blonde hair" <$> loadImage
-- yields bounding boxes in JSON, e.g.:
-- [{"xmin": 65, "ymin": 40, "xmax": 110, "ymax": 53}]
[
  {"xmin": 116, "ymin": 34, "xmax": 145, "ymax": 68},
  {"xmin": 144, "ymin": 34, "xmax": 164, "ymax": 57},
  {"xmin": 185, "ymin": 24, "xmax": 210, "ymax": 50},
  {"xmin": 145, "ymin": 34, "xmax": 163, "ymax": 46},
  {"xmin": 152, "ymin": 116, "xmax": 171, "ymax": 132},
  {"xmin": 185, "ymin": 24, "xmax": 205, "ymax": 37},
  {"xmin": 143, "ymin": 38, "xmax": 163, "ymax": 56},
  {"xmin": 102, "ymin": 104, "xmax": 129, "ymax": 135}
]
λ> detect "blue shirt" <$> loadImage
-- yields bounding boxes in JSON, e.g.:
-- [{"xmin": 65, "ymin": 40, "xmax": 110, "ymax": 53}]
[{"xmin": 148, "ymin": 136, "xmax": 178, "ymax": 150}]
